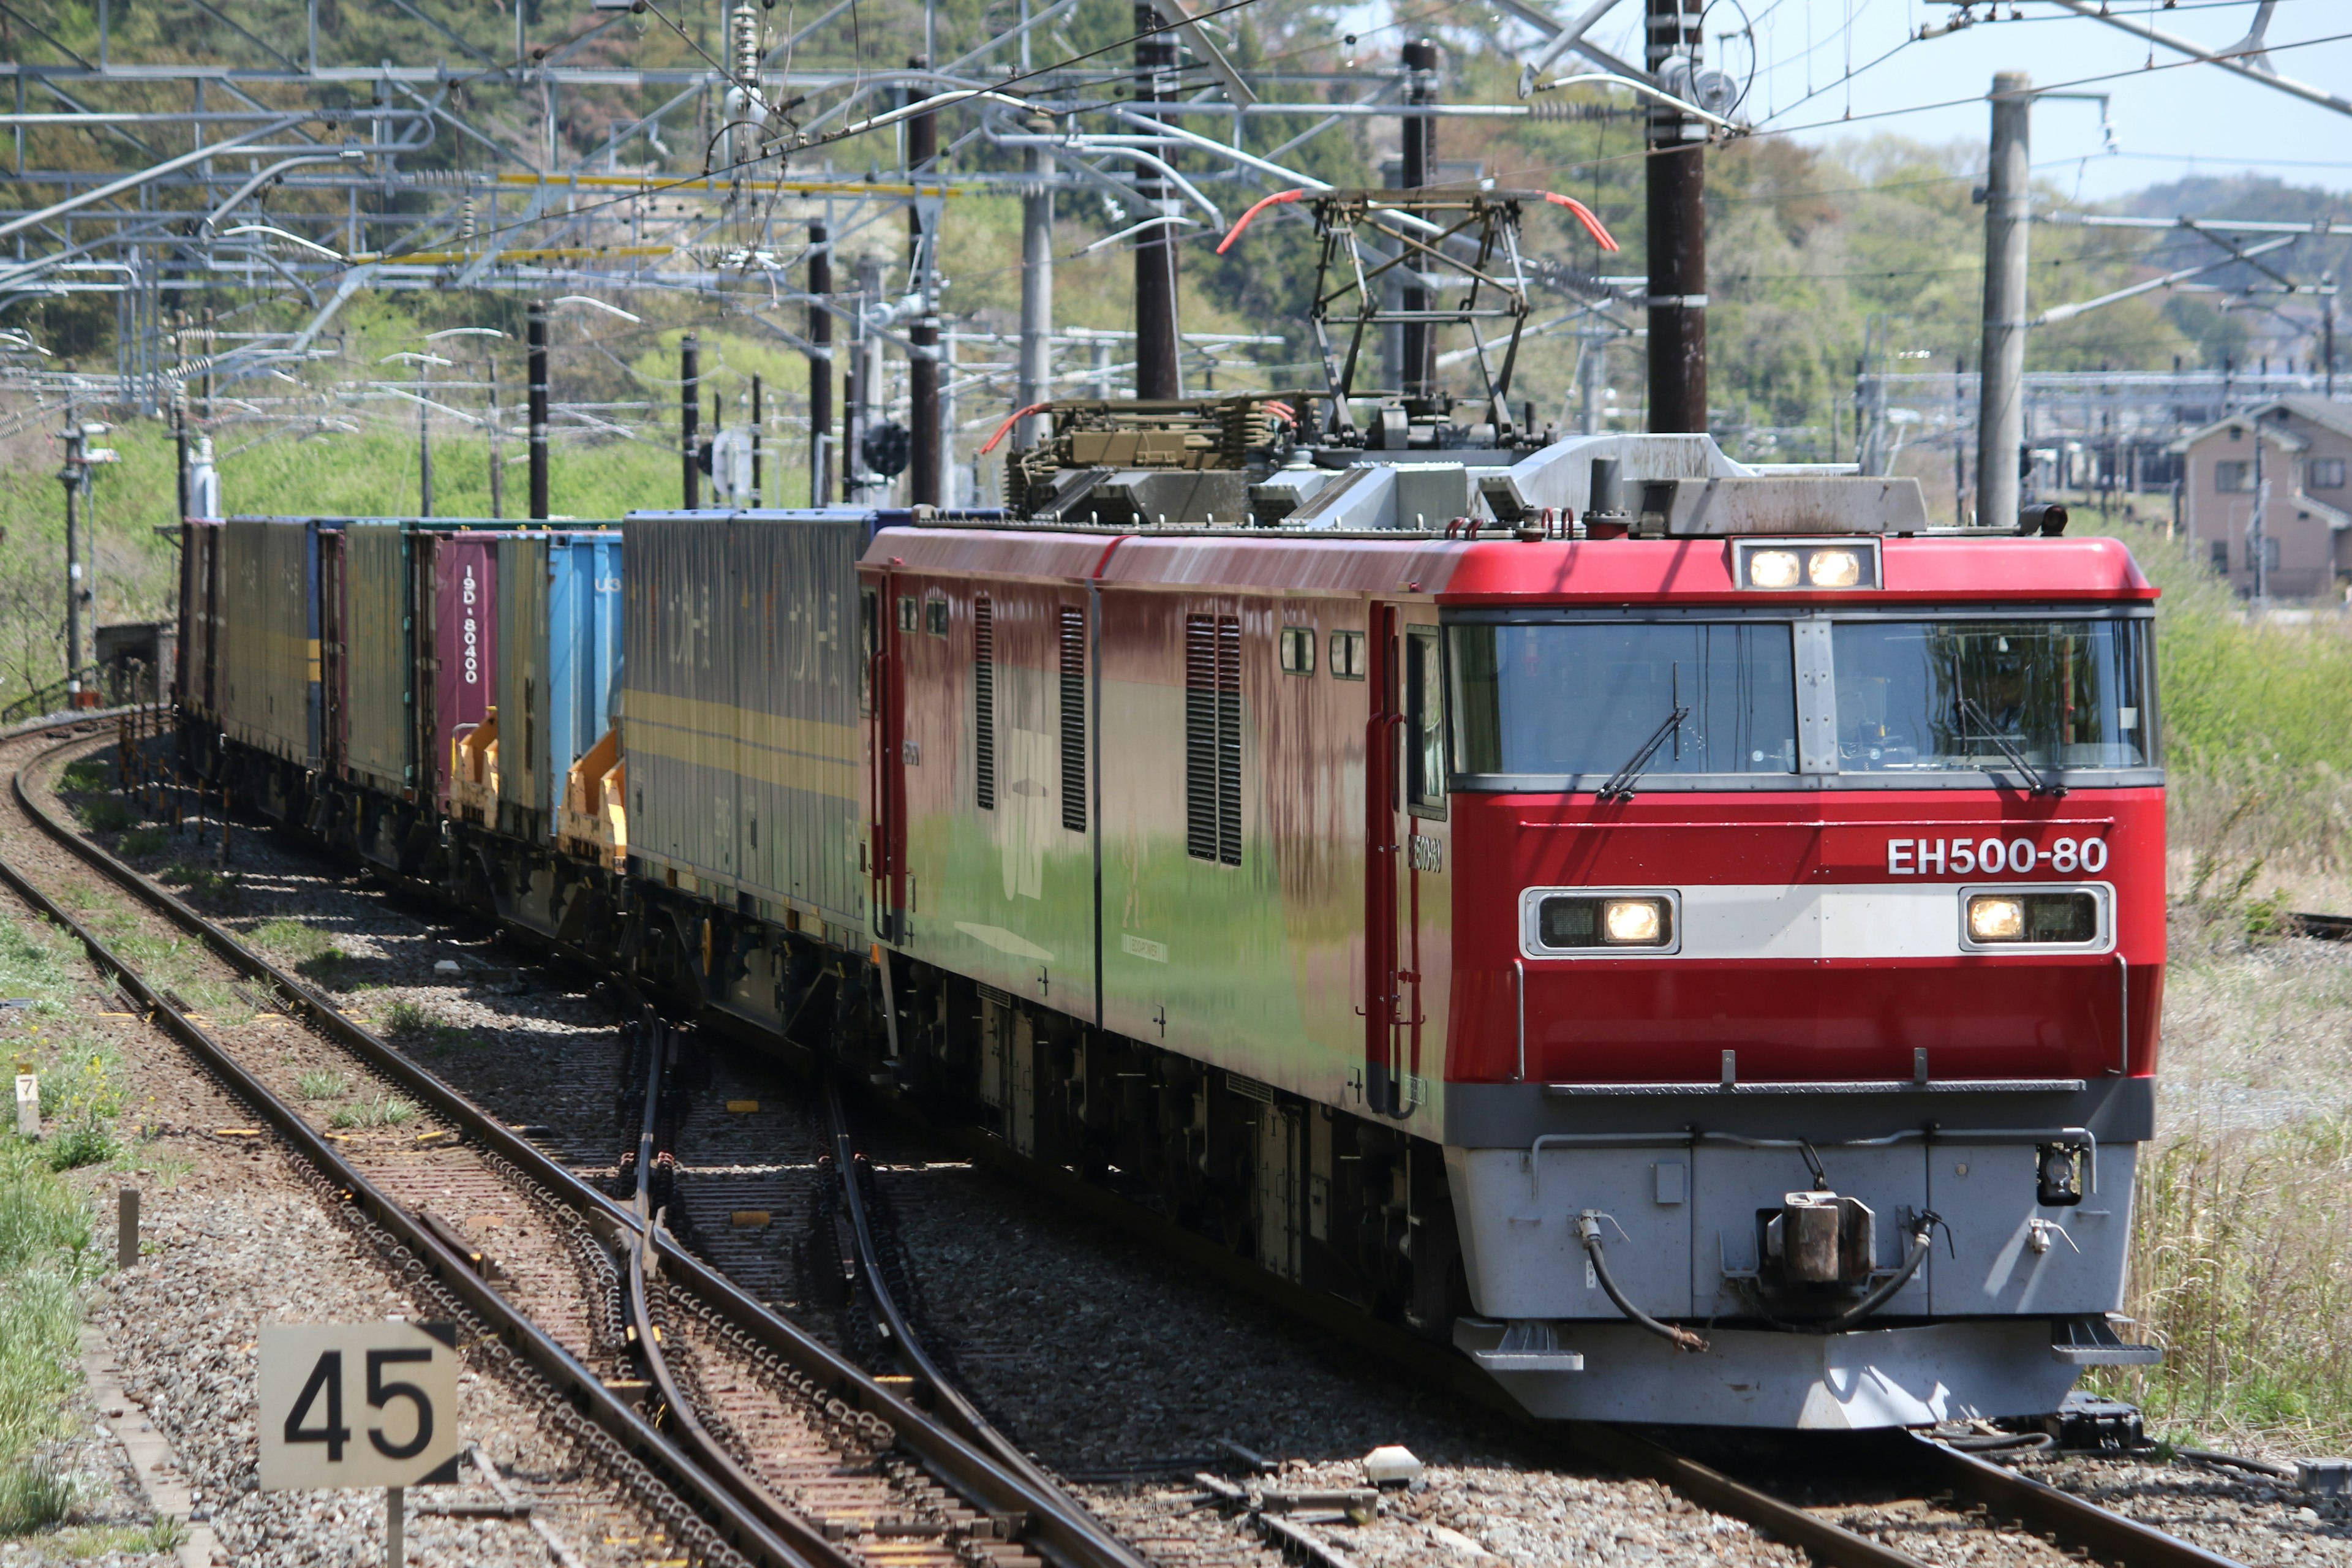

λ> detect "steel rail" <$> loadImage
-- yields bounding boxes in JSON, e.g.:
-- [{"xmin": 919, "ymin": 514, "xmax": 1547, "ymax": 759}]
[
  {"xmin": 1902, "ymin": 1435, "xmax": 2248, "ymax": 1568},
  {"xmin": 0, "ymin": 729, "xmax": 813, "ymax": 1568},
  {"xmin": 819, "ymin": 1072, "xmax": 1155, "ymax": 1568},
  {"xmin": 619, "ymin": 1005, "xmax": 869, "ymax": 1568},
  {"xmin": 1567, "ymin": 1427, "xmax": 1929, "ymax": 1568},
  {"xmin": 25, "ymin": 729, "xmax": 1149, "ymax": 1568}
]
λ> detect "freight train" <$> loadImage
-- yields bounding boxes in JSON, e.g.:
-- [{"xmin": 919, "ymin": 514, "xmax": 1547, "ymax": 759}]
[{"xmin": 178, "ymin": 417, "xmax": 2165, "ymax": 1429}]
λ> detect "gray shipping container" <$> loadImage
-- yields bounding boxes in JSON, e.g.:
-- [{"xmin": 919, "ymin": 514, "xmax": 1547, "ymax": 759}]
[
  {"xmin": 622, "ymin": 510, "xmax": 871, "ymax": 927},
  {"xmin": 341, "ymin": 520, "xmax": 412, "ymax": 795},
  {"xmin": 217, "ymin": 517, "xmax": 320, "ymax": 766}
]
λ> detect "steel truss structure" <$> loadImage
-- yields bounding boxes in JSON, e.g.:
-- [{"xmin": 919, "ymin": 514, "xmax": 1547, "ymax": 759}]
[{"xmin": 0, "ymin": 0, "xmax": 1706, "ymax": 481}]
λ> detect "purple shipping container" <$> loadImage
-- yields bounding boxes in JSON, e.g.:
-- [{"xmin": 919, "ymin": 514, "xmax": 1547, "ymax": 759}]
[{"xmin": 421, "ymin": 532, "xmax": 498, "ymax": 808}]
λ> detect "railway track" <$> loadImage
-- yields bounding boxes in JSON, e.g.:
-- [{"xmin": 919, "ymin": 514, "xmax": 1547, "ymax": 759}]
[
  {"xmin": 1, "ymin": 717, "xmax": 1150, "ymax": 1568},
  {"xmin": 1586, "ymin": 1427, "xmax": 2253, "ymax": 1568},
  {"xmin": 25, "ymin": 714, "xmax": 2303, "ymax": 1568}
]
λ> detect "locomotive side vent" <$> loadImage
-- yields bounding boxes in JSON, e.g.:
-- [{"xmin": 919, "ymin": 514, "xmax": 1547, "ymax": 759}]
[
  {"xmin": 1185, "ymin": 614, "xmax": 1242, "ymax": 865},
  {"xmin": 1059, "ymin": 607, "xmax": 1087, "ymax": 833},
  {"xmin": 974, "ymin": 596, "xmax": 997, "ymax": 811}
]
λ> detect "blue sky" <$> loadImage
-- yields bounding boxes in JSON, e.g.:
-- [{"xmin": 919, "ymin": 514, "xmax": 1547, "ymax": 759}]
[{"xmin": 1528, "ymin": 0, "xmax": 2352, "ymax": 203}]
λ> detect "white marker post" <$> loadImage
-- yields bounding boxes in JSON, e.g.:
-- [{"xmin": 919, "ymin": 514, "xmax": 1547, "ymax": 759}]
[
  {"xmin": 13, "ymin": 1070, "xmax": 37, "ymax": 1137},
  {"xmin": 258, "ymin": 1322, "xmax": 462, "ymax": 1566}
]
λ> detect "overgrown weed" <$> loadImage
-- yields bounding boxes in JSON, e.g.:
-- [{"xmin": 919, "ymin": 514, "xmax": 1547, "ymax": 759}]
[
  {"xmin": 296, "ymin": 1069, "xmax": 349, "ymax": 1101},
  {"xmin": 329, "ymin": 1095, "xmax": 415, "ymax": 1129},
  {"xmin": 0, "ymin": 1141, "xmax": 94, "ymax": 1532},
  {"xmin": 2102, "ymin": 1118, "xmax": 2352, "ymax": 1444}
]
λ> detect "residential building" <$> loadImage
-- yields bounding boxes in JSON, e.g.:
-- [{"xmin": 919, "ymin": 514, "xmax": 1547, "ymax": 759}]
[{"xmin": 2172, "ymin": 397, "xmax": 2352, "ymax": 600}]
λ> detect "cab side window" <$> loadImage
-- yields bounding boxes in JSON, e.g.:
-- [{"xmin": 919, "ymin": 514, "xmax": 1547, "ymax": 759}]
[{"xmin": 1406, "ymin": 626, "xmax": 1446, "ymax": 818}]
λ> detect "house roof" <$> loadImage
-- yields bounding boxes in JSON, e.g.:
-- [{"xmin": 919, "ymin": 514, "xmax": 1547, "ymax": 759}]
[{"xmin": 2171, "ymin": 395, "xmax": 2352, "ymax": 454}]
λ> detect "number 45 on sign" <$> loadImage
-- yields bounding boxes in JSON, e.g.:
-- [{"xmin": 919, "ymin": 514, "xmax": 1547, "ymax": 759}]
[{"xmin": 259, "ymin": 1322, "xmax": 462, "ymax": 1490}]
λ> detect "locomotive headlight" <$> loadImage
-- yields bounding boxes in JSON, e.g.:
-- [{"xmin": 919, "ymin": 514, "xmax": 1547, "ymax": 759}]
[
  {"xmin": 1966, "ymin": 895, "xmax": 2027, "ymax": 942},
  {"xmin": 1964, "ymin": 891, "xmax": 2102, "ymax": 947},
  {"xmin": 1806, "ymin": 548, "xmax": 1863, "ymax": 588},
  {"xmin": 1735, "ymin": 538, "xmax": 1882, "ymax": 590},
  {"xmin": 1602, "ymin": 897, "xmax": 1668, "ymax": 945}
]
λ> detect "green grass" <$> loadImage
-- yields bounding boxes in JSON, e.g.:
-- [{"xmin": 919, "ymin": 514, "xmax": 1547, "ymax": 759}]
[
  {"xmin": 0, "ymin": 917, "xmax": 80, "ymax": 1014},
  {"xmin": 329, "ymin": 1095, "xmax": 416, "ymax": 1129},
  {"xmin": 0, "ymin": 1139, "xmax": 95, "ymax": 1533},
  {"xmin": 163, "ymin": 865, "xmax": 241, "ymax": 911},
  {"xmin": 249, "ymin": 919, "xmax": 340, "ymax": 963},
  {"xmin": 39, "ymin": 1128, "xmax": 114, "ymax": 1174},
  {"xmin": 54, "ymin": 761, "xmax": 107, "ymax": 794},
  {"xmin": 0, "ymin": 1458, "xmax": 80, "ymax": 1536},
  {"xmin": 49, "ymin": 1515, "xmax": 187, "ymax": 1556},
  {"xmin": 67, "ymin": 798, "xmax": 132, "ymax": 835},
  {"xmin": 115, "ymin": 827, "xmax": 168, "ymax": 860},
  {"xmin": 296, "ymin": 1069, "xmax": 349, "ymax": 1101}
]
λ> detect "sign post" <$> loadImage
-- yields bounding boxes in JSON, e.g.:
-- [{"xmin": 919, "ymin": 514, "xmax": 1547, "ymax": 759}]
[{"xmin": 258, "ymin": 1322, "xmax": 462, "ymax": 1565}]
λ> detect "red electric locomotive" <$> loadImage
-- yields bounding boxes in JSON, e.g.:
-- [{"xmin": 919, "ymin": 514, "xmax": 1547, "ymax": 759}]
[{"xmin": 847, "ymin": 445, "xmax": 2160, "ymax": 1428}]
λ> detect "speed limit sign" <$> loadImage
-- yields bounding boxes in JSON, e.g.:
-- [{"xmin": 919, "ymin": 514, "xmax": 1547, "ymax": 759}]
[{"xmin": 258, "ymin": 1322, "xmax": 463, "ymax": 1490}]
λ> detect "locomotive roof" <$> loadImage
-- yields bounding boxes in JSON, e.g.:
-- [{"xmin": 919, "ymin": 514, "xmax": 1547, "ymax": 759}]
[{"xmin": 863, "ymin": 527, "xmax": 2158, "ymax": 606}]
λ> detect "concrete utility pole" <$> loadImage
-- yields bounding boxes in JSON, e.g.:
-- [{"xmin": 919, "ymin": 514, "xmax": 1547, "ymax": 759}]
[
  {"xmin": 1953, "ymin": 353, "xmax": 1969, "ymax": 526},
  {"xmin": 1578, "ymin": 330, "xmax": 1608, "ymax": 434},
  {"xmin": 59, "ymin": 418, "xmax": 86, "ymax": 703},
  {"xmin": 486, "ymin": 355, "xmax": 504, "ymax": 519},
  {"xmin": 527, "ymin": 301, "xmax": 549, "ymax": 520},
  {"xmin": 1017, "ymin": 115, "xmax": 1055, "ymax": 448},
  {"xmin": 808, "ymin": 224, "xmax": 833, "ymax": 505},
  {"xmin": 680, "ymin": 332, "xmax": 701, "ymax": 510},
  {"xmin": 1132, "ymin": 0, "xmax": 1182, "ymax": 399},
  {"xmin": 2324, "ymin": 272, "xmax": 2337, "ymax": 398},
  {"xmin": 416, "ymin": 355, "xmax": 434, "ymax": 518},
  {"xmin": 908, "ymin": 58, "xmax": 942, "ymax": 508},
  {"xmin": 1976, "ymin": 72, "xmax": 2032, "ymax": 533},
  {"xmin": 173, "ymin": 388, "xmax": 190, "ymax": 525},
  {"xmin": 1400, "ymin": 39, "xmax": 1439, "ymax": 404},
  {"xmin": 750, "ymin": 374, "xmax": 764, "ymax": 505},
  {"xmin": 2252, "ymin": 415, "xmax": 2268, "ymax": 604},
  {"xmin": 1645, "ymin": 0, "xmax": 1707, "ymax": 432}
]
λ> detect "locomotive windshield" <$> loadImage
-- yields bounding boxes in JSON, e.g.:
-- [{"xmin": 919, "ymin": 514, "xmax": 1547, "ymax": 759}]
[
  {"xmin": 1450, "ymin": 622, "xmax": 1799, "ymax": 779},
  {"xmin": 1448, "ymin": 612, "xmax": 2156, "ymax": 786},
  {"xmin": 1832, "ymin": 618, "xmax": 2155, "ymax": 772}
]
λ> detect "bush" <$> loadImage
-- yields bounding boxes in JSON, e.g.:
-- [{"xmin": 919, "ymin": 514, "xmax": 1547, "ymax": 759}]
[{"xmin": 55, "ymin": 760, "xmax": 107, "ymax": 793}]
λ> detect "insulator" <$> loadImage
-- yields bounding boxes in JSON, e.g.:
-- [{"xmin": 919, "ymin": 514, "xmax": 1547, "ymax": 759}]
[
  {"xmin": 733, "ymin": 1, "xmax": 760, "ymax": 83},
  {"xmin": 460, "ymin": 196, "xmax": 477, "ymax": 242}
]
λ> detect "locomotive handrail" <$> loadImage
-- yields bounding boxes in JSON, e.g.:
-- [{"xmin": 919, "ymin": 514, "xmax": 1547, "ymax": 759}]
[{"xmin": 1526, "ymin": 1123, "xmax": 2100, "ymax": 1201}]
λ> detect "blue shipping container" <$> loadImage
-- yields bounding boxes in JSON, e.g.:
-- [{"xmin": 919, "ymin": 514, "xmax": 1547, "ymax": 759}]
[{"xmin": 496, "ymin": 530, "xmax": 623, "ymax": 837}]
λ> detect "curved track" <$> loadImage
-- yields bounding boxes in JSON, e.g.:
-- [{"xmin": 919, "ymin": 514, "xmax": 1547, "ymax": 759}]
[{"xmin": 2, "ymin": 717, "xmax": 1148, "ymax": 1568}]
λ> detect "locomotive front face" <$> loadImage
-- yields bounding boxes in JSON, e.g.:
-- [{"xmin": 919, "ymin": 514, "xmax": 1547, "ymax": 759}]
[{"xmin": 1438, "ymin": 533, "xmax": 2163, "ymax": 1428}]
